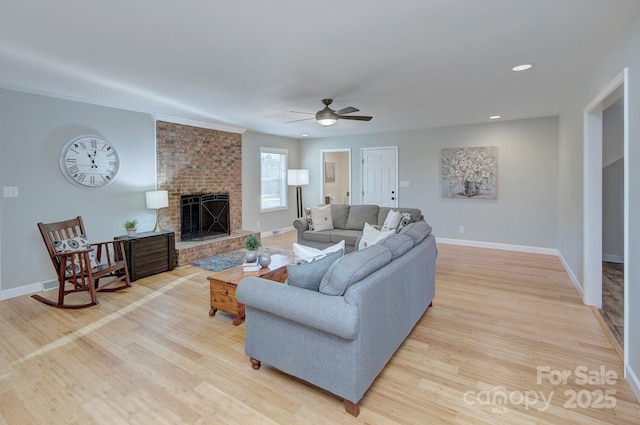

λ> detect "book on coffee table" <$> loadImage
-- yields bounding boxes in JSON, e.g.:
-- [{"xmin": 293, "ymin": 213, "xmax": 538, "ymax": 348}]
[{"xmin": 243, "ymin": 262, "xmax": 260, "ymax": 272}]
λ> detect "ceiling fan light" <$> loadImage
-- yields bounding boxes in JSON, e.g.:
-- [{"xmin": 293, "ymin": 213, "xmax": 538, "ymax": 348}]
[
  {"xmin": 316, "ymin": 108, "xmax": 338, "ymax": 126},
  {"xmin": 318, "ymin": 117, "xmax": 338, "ymax": 126}
]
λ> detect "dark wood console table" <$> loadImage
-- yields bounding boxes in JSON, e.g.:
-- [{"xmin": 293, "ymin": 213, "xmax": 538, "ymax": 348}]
[{"xmin": 114, "ymin": 231, "xmax": 175, "ymax": 281}]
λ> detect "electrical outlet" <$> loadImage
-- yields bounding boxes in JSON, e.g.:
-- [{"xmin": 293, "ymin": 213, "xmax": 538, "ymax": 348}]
[
  {"xmin": 459, "ymin": 225, "xmax": 465, "ymax": 233},
  {"xmin": 256, "ymin": 221, "xmax": 260, "ymax": 228}
]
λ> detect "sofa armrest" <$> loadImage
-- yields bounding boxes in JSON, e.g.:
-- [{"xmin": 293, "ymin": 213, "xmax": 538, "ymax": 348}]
[
  {"xmin": 293, "ymin": 217, "xmax": 309, "ymax": 243},
  {"xmin": 237, "ymin": 277, "xmax": 359, "ymax": 339}
]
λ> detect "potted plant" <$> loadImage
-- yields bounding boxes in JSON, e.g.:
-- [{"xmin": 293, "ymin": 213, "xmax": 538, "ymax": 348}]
[
  {"xmin": 124, "ymin": 219, "xmax": 138, "ymax": 237},
  {"xmin": 243, "ymin": 234, "xmax": 262, "ymax": 263}
]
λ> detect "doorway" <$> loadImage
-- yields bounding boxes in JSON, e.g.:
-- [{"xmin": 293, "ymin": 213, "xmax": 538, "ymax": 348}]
[
  {"xmin": 583, "ymin": 69, "xmax": 628, "ymax": 363},
  {"xmin": 321, "ymin": 149, "xmax": 351, "ymax": 205},
  {"xmin": 601, "ymin": 97, "xmax": 624, "ymax": 348}
]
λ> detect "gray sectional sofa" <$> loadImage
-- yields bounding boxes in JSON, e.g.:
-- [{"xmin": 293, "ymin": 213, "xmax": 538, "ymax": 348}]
[
  {"xmin": 236, "ymin": 220, "xmax": 436, "ymax": 416},
  {"xmin": 293, "ymin": 204, "xmax": 424, "ymax": 253}
]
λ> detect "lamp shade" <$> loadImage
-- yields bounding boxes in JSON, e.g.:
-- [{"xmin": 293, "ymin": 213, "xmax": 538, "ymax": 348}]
[
  {"xmin": 145, "ymin": 190, "xmax": 169, "ymax": 209},
  {"xmin": 288, "ymin": 169, "xmax": 309, "ymax": 186}
]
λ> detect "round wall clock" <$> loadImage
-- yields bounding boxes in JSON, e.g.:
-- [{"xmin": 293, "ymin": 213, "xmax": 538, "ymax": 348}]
[{"xmin": 59, "ymin": 135, "xmax": 121, "ymax": 188}]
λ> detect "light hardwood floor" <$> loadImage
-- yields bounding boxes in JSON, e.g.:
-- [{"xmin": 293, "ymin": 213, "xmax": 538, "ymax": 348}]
[{"xmin": 1, "ymin": 231, "xmax": 639, "ymax": 424}]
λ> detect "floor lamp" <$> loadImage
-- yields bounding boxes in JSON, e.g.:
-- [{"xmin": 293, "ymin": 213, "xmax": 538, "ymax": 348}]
[
  {"xmin": 145, "ymin": 190, "xmax": 169, "ymax": 232},
  {"xmin": 288, "ymin": 169, "xmax": 309, "ymax": 218}
]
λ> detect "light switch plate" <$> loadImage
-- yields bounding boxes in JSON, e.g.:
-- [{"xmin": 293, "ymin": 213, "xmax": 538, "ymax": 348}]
[
  {"xmin": 399, "ymin": 181, "xmax": 410, "ymax": 188},
  {"xmin": 3, "ymin": 186, "xmax": 18, "ymax": 197}
]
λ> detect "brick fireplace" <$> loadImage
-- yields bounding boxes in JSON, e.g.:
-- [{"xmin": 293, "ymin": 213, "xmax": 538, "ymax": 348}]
[{"xmin": 155, "ymin": 120, "xmax": 253, "ymax": 265}]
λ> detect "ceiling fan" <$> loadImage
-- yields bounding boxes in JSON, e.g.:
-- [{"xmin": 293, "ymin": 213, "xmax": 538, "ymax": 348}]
[{"xmin": 286, "ymin": 99, "xmax": 373, "ymax": 127}]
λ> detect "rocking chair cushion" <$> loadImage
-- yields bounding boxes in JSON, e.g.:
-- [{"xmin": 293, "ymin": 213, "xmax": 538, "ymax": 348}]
[{"xmin": 53, "ymin": 235, "xmax": 99, "ymax": 275}]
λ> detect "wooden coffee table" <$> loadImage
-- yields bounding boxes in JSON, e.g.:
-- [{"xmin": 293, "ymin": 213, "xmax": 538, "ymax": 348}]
[{"xmin": 207, "ymin": 254, "xmax": 293, "ymax": 325}]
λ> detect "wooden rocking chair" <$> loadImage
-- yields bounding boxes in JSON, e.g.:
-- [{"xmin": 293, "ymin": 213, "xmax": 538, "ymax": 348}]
[{"xmin": 35, "ymin": 216, "xmax": 131, "ymax": 309}]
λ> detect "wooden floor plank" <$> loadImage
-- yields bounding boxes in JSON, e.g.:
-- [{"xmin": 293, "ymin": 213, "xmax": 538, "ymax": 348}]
[{"xmin": 0, "ymin": 231, "xmax": 638, "ymax": 424}]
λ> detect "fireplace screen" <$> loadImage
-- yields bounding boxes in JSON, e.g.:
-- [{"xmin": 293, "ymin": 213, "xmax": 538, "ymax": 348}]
[{"xmin": 181, "ymin": 193, "xmax": 230, "ymax": 241}]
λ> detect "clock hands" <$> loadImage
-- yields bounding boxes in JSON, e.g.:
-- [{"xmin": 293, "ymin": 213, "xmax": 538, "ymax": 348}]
[{"xmin": 87, "ymin": 150, "xmax": 98, "ymax": 168}]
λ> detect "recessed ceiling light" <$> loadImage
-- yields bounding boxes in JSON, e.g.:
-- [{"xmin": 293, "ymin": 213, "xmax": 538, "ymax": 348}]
[
  {"xmin": 301, "ymin": 134, "xmax": 308, "ymax": 137},
  {"xmin": 512, "ymin": 64, "xmax": 533, "ymax": 72},
  {"xmin": 489, "ymin": 115, "xmax": 501, "ymax": 120}
]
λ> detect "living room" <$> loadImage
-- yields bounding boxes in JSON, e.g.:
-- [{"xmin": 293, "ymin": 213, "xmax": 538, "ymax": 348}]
[{"xmin": 1, "ymin": 1, "xmax": 640, "ymax": 423}]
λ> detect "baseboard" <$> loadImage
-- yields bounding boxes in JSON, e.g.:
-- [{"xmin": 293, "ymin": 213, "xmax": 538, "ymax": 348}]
[
  {"xmin": 0, "ymin": 281, "xmax": 48, "ymax": 301},
  {"xmin": 435, "ymin": 237, "xmax": 558, "ymax": 256},
  {"xmin": 626, "ymin": 363, "xmax": 640, "ymax": 404},
  {"xmin": 261, "ymin": 226, "xmax": 294, "ymax": 238},
  {"xmin": 558, "ymin": 251, "xmax": 584, "ymax": 299},
  {"xmin": 603, "ymin": 254, "xmax": 624, "ymax": 263}
]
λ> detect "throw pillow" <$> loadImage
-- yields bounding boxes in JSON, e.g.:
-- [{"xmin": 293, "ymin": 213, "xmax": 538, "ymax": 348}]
[
  {"xmin": 310, "ymin": 204, "xmax": 334, "ymax": 231},
  {"xmin": 287, "ymin": 249, "xmax": 344, "ymax": 291},
  {"xmin": 357, "ymin": 222, "xmax": 395, "ymax": 251},
  {"xmin": 53, "ymin": 235, "xmax": 99, "ymax": 276},
  {"xmin": 396, "ymin": 210, "xmax": 415, "ymax": 232},
  {"xmin": 293, "ymin": 240, "xmax": 345, "ymax": 262},
  {"xmin": 319, "ymin": 245, "xmax": 392, "ymax": 296},
  {"xmin": 382, "ymin": 209, "xmax": 402, "ymax": 231},
  {"xmin": 304, "ymin": 206, "xmax": 315, "ymax": 231}
]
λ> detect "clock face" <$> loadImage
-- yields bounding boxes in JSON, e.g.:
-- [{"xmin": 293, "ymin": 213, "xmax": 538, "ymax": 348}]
[{"xmin": 59, "ymin": 135, "xmax": 121, "ymax": 188}]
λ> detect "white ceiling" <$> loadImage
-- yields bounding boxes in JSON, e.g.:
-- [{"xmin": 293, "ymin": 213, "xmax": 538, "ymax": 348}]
[{"xmin": 0, "ymin": 0, "xmax": 637, "ymax": 138}]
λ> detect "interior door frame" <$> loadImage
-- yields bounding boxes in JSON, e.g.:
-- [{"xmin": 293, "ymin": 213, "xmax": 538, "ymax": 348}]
[
  {"xmin": 583, "ymin": 68, "xmax": 628, "ymax": 365},
  {"xmin": 320, "ymin": 148, "xmax": 352, "ymax": 205},
  {"xmin": 360, "ymin": 146, "xmax": 399, "ymax": 207}
]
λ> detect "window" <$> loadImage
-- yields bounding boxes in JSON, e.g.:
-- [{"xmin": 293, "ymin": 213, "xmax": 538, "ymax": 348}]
[{"xmin": 260, "ymin": 147, "xmax": 288, "ymax": 212}]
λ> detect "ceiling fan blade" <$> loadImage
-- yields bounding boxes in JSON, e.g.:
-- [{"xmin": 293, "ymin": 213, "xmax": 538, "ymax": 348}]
[
  {"xmin": 290, "ymin": 111, "xmax": 315, "ymax": 115},
  {"xmin": 338, "ymin": 115, "xmax": 373, "ymax": 121},
  {"xmin": 285, "ymin": 117, "xmax": 315, "ymax": 123},
  {"xmin": 335, "ymin": 106, "xmax": 359, "ymax": 115}
]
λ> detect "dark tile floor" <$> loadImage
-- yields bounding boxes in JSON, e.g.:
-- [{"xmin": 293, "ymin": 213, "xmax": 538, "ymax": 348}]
[{"xmin": 600, "ymin": 262, "xmax": 624, "ymax": 348}]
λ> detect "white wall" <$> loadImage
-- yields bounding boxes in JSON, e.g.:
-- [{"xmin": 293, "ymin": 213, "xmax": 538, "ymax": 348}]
[
  {"xmin": 602, "ymin": 102, "xmax": 624, "ymax": 262},
  {"xmin": 0, "ymin": 89, "xmax": 157, "ymax": 295},
  {"xmin": 557, "ymin": 5, "xmax": 640, "ymax": 399},
  {"xmin": 603, "ymin": 159, "xmax": 624, "ymax": 262},
  {"xmin": 299, "ymin": 117, "xmax": 559, "ymax": 249},
  {"xmin": 241, "ymin": 130, "xmax": 300, "ymax": 233}
]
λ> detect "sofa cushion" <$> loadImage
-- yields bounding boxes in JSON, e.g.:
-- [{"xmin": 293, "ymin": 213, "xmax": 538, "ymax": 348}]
[
  {"xmin": 398, "ymin": 220, "xmax": 433, "ymax": 245},
  {"xmin": 302, "ymin": 230, "xmax": 333, "ymax": 243},
  {"xmin": 330, "ymin": 204, "xmax": 350, "ymax": 229},
  {"xmin": 319, "ymin": 244, "xmax": 392, "ymax": 296},
  {"xmin": 357, "ymin": 222, "xmax": 395, "ymax": 251},
  {"xmin": 310, "ymin": 204, "xmax": 334, "ymax": 231},
  {"xmin": 293, "ymin": 240, "xmax": 345, "ymax": 262},
  {"xmin": 378, "ymin": 234, "xmax": 414, "ymax": 260},
  {"xmin": 329, "ymin": 229, "xmax": 362, "ymax": 246},
  {"xmin": 345, "ymin": 205, "xmax": 379, "ymax": 230},
  {"xmin": 287, "ymin": 249, "xmax": 344, "ymax": 291}
]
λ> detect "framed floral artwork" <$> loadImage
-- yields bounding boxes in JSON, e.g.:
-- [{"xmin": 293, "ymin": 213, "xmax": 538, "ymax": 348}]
[
  {"xmin": 441, "ymin": 146, "xmax": 498, "ymax": 199},
  {"xmin": 324, "ymin": 162, "xmax": 336, "ymax": 183}
]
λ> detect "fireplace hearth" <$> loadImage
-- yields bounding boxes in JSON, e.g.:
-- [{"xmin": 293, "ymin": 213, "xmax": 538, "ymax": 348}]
[{"xmin": 181, "ymin": 193, "xmax": 230, "ymax": 241}]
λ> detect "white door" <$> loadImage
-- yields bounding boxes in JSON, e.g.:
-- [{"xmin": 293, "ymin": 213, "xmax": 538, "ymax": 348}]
[{"xmin": 362, "ymin": 147, "xmax": 398, "ymax": 207}]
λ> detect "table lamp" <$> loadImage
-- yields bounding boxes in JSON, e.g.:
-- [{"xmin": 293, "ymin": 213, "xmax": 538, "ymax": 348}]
[{"xmin": 145, "ymin": 190, "xmax": 169, "ymax": 232}]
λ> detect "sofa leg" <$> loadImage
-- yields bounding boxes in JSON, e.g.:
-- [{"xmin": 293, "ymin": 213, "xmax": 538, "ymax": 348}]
[
  {"xmin": 344, "ymin": 399, "xmax": 360, "ymax": 417},
  {"xmin": 429, "ymin": 300, "xmax": 433, "ymax": 308},
  {"xmin": 250, "ymin": 357, "xmax": 261, "ymax": 370}
]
